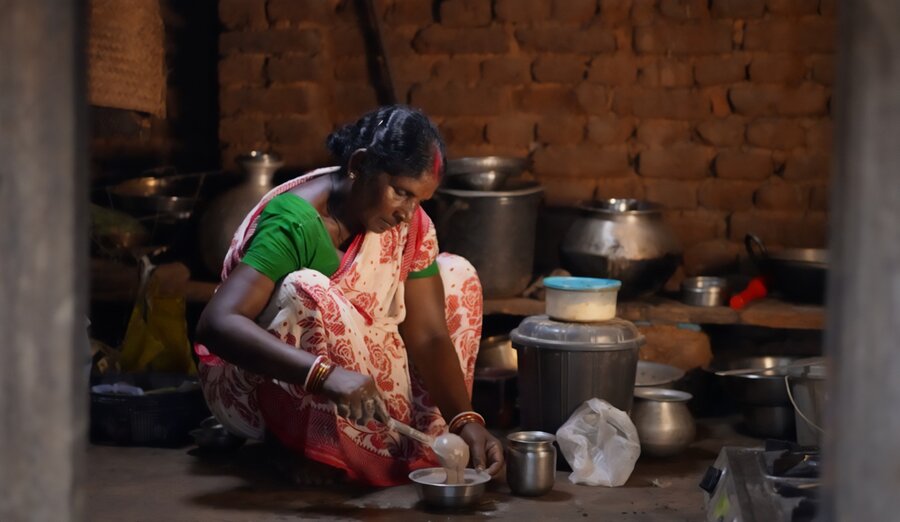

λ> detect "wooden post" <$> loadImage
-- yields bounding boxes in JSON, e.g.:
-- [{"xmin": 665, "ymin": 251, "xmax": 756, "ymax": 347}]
[
  {"xmin": 0, "ymin": 1, "xmax": 87, "ymax": 521},
  {"xmin": 825, "ymin": 0, "xmax": 900, "ymax": 520}
]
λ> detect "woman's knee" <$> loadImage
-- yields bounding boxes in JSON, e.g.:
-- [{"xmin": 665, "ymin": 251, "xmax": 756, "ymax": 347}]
[
  {"xmin": 436, "ymin": 253, "xmax": 482, "ymax": 303},
  {"xmin": 259, "ymin": 269, "xmax": 334, "ymax": 324},
  {"xmin": 436, "ymin": 253, "xmax": 479, "ymax": 281}
]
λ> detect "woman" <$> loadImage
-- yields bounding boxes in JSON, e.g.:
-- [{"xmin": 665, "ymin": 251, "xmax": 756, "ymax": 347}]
[{"xmin": 195, "ymin": 105, "xmax": 504, "ymax": 486}]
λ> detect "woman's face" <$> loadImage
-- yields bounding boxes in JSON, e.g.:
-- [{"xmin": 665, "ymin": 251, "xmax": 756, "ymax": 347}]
[{"xmin": 353, "ymin": 169, "xmax": 439, "ymax": 233}]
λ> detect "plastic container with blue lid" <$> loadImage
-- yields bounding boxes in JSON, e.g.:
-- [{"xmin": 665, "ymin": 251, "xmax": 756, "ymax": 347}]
[{"xmin": 543, "ymin": 276, "xmax": 622, "ymax": 322}]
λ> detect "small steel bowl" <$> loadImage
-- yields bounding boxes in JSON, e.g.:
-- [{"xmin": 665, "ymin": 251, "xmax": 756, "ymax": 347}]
[
  {"xmin": 636, "ymin": 360, "xmax": 686, "ymax": 387},
  {"xmin": 445, "ymin": 156, "xmax": 529, "ymax": 191},
  {"xmin": 409, "ymin": 467, "xmax": 491, "ymax": 509},
  {"xmin": 681, "ymin": 276, "xmax": 729, "ymax": 307}
]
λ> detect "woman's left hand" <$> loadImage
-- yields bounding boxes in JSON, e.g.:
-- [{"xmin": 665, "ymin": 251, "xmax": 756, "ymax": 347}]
[{"xmin": 458, "ymin": 422, "xmax": 505, "ymax": 476}]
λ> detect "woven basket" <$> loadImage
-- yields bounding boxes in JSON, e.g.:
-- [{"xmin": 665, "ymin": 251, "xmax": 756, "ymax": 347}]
[{"xmin": 87, "ymin": 0, "xmax": 166, "ymax": 117}]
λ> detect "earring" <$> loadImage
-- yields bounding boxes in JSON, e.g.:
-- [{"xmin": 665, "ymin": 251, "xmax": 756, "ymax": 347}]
[{"xmin": 349, "ymin": 171, "xmax": 357, "ymax": 180}]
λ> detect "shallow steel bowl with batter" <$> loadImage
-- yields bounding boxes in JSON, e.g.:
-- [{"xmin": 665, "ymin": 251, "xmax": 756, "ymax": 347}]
[{"xmin": 408, "ymin": 468, "xmax": 491, "ymax": 509}]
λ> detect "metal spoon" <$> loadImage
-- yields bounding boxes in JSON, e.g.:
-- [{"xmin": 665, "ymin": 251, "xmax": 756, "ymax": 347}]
[{"xmin": 386, "ymin": 418, "xmax": 469, "ymax": 484}]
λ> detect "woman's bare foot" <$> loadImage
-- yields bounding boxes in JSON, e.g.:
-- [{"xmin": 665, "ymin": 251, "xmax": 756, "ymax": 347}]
[{"xmin": 264, "ymin": 432, "xmax": 346, "ymax": 487}]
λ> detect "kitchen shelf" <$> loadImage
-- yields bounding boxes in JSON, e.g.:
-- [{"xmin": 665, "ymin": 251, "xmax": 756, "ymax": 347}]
[
  {"xmin": 90, "ymin": 258, "xmax": 217, "ymax": 303},
  {"xmin": 92, "ymin": 258, "xmax": 825, "ymax": 330},
  {"xmin": 483, "ymin": 296, "xmax": 825, "ymax": 330}
]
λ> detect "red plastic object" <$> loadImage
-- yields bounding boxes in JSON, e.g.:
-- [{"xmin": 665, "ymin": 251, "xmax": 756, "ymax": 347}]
[{"xmin": 730, "ymin": 277, "xmax": 769, "ymax": 310}]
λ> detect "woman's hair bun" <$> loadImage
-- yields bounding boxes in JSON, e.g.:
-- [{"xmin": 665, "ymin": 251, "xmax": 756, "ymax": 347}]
[{"xmin": 325, "ymin": 105, "xmax": 446, "ymax": 179}]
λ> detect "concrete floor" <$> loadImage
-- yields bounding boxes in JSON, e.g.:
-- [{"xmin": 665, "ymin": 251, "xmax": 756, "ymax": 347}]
[{"xmin": 86, "ymin": 419, "xmax": 758, "ymax": 521}]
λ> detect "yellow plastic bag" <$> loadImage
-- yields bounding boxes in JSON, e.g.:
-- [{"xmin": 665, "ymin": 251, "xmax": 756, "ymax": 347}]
[{"xmin": 119, "ymin": 259, "xmax": 197, "ymax": 375}]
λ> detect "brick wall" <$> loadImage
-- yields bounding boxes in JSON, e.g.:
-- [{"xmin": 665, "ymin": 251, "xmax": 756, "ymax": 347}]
[{"xmin": 218, "ymin": 0, "xmax": 835, "ymax": 259}]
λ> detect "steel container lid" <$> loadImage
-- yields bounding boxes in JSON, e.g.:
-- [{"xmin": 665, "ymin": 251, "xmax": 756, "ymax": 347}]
[{"xmin": 510, "ymin": 315, "xmax": 645, "ymax": 352}]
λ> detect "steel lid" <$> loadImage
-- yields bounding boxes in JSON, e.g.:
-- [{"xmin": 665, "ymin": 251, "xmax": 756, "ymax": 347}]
[{"xmin": 510, "ymin": 315, "xmax": 645, "ymax": 351}]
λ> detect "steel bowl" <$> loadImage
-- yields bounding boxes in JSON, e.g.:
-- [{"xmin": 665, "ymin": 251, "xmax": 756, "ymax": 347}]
[
  {"xmin": 109, "ymin": 175, "xmax": 201, "ymax": 220},
  {"xmin": 635, "ymin": 360, "xmax": 685, "ymax": 387},
  {"xmin": 681, "ymin": 276, "xmax": 730, "ymax": 307},
  {"xmin": 409, "ymin": 467, "xmax": 491, "ymax": 509},
  {"xmin": 445, "ymin": 156, "xmax": 529, "ymax": 191}
]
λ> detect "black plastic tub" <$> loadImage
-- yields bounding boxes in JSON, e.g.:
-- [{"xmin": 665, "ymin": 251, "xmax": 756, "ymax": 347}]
[{"xmin": 90, "ymin": 373, "xmax": 210, "ymax": 447}]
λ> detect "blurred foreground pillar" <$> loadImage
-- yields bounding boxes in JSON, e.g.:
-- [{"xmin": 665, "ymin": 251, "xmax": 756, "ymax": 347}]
[
  {"xmin": 0, "ymin": 1, "xmax": 87, "ymax": 520},
  {"xmin": 826, "ymin": 0, "xmax": 900, "ymax": 520}
]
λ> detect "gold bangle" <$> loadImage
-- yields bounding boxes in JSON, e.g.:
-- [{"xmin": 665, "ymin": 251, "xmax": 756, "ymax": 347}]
[
  {"xmin": 303, "ymin": 355, "xmax": 325, "ymax": 391},
  {"xmin": 314, "ymin": 361, "xmax": 335, "ymax": 392},
  {"xmin": 309, "ymin": 361, "xmax": 329, "ymax": 394},
  {"xmin": 304, "ymin": 356, "xmax": 335, "ymax": 394},
  {"xmin": 448, "ymin": 411, "xmax": 486, "ymax": 434}
]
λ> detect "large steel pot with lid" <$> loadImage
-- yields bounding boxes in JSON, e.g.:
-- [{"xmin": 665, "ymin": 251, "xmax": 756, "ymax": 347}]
[
  {"xmin": 510, "ymin": 316, "xmax": 645, "ymax": 434},
  {"xmin": 429, "ymin": 180, "xmax": 543, "ymax": 298},
  {"xmin": 560, "ymin": 199, "xmax": 681, "ymax": 298}
]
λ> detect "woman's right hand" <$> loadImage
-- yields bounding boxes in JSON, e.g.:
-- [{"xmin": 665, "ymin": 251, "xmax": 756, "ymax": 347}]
[{"xmin": 320, "ymin": 366, "xmax": 389, "ymax": 426}]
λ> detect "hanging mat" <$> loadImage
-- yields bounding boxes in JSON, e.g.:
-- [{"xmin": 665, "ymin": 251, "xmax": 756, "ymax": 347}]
[{"xmin": 87, "ymin": 0, "xmax": 166, "ymax": 117}]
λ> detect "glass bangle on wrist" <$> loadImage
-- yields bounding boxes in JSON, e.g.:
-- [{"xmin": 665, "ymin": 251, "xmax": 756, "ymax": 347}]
[
  {"xmin": 448, "ymin": 411, "xmax": 486, "ymax": 434},
  {"xmin": 303, "ymin": 355, "xmax": 335, "ymax": 394}
]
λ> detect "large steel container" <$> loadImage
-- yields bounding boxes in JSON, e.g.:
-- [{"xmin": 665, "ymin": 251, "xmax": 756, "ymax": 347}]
[
  {"xmin": 560, "ymin": 199, "xmax": 681, "ymax": 298},
  {"xmin": 429, "ymin": 181, "xmax": 543, "ymax": 298},
  {"xmin": 510, "ymin": 315, "xmax": 645, "ymax": 434},
  {"xmin": 198, "ymin": 152, "xmax": 281, "ymax": 276}
]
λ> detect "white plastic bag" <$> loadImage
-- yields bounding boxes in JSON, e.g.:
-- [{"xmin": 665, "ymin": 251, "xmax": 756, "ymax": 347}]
[{"xmin": 555, "ymin": 398, "xmax": 641, "ymax": 487}]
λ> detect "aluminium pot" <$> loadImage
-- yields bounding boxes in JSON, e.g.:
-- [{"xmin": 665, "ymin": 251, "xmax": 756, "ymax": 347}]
[
  {"xmin": 510, "ymin": 315, "xmax": 645, "ymax": 434},
  {"xmin": 711, "ymin": 355, "xmax": 801, "ymax": 439},
  {"xmin": 786, "ymin": 362, "xmax": 827, "ymax": 447},
  {"xmin": 198, "ymin": 152, "xmax": 282, "ymax": 276},
  {"xmin": 631, "ymin": 388, "xmax": 696, "ymax": 458},
  {"xmin": 745, "ymin": 234, "xmax": 828, "ymax": 304},
  {"xmin": 429, "ymin": 180, "xmax": 543, "ymax": 299},
  {"xmin": 560, "ymin": 199, "xmax": 681, "ymax": 299}
]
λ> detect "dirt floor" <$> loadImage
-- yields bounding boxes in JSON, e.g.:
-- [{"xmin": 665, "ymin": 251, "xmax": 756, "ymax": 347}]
[{"xmin": 85, "ymin": 418, "xmax": 758, "ymax": 521}]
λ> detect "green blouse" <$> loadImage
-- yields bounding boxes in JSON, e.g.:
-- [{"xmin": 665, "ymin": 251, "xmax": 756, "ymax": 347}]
[{"xmin": 241, "ymin": 193, "xmax": 438, "ymax": 282}]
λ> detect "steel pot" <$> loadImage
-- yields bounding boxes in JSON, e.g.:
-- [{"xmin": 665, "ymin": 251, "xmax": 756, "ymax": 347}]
[
  {"xmin": 745, "ymin": 234, "xmax": 828, "ymax": 304},
  {"xmin": 711, "ymin": 356, "xmax": 800, "ymax": 439},
  {"xmin": 631, "ymin": 387, "xmax": 695, "ymax": 458},
  {"xmin": 429, "ymin": 180, "xmax": 543, "ymax": 298},
  {"xmin": 786, "ymin": 362, "xmax": 827, "ymax": 447},
  {"xmin": 505, "ymin": 431, "xmax": 557, "ymax": 496},
  {"xmin": 681, "ymin": 276, "xmax": 729, "ymax": 307},
  {"xmin": 560, "ymin": 199, "xmax": 681, "ymax": 299},
  {"xmin": 198, "ymin": 152, "xmax": 282, "ymax": 276}
]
